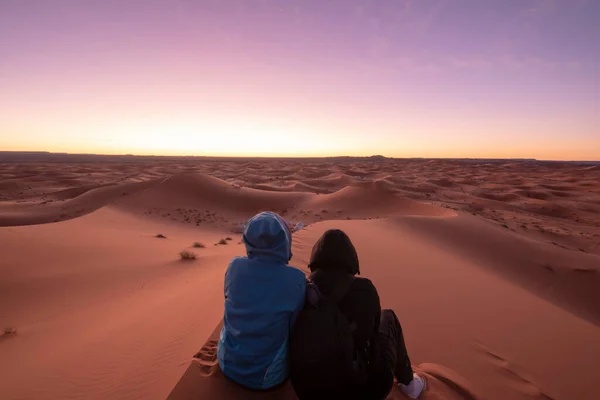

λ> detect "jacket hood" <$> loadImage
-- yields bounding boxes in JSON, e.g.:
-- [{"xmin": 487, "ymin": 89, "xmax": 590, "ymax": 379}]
[
  {"xmin": 308, "ymin": 229, "xmax": 360, "ymax": 275},
  {"xmin": 243, "ymin": 212, "xmax": 292, "ymax": 263}
]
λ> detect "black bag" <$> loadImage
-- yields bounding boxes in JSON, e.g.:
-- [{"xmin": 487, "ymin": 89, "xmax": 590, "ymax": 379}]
[{"xmin": 290, "ymin": 275, "xmax": 365, "ymax": 397}]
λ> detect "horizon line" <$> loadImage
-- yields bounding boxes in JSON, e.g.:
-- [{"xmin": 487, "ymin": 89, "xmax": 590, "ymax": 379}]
[{"xmin": 1, "ymin": 150, "xmax": 599, "ymax": 164}]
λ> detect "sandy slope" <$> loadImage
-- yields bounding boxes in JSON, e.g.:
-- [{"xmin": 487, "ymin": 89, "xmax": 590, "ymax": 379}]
[
  {"xmin": 0, "ymin": 208, "xmax": 241, "ymax": 399},
  {"xmin": 296, "ymin": 220, "xmax": 600, "ymax": 400},
  {"xmin": 1, "ymin": 159, "xmax": 599, "ymax": 400}
]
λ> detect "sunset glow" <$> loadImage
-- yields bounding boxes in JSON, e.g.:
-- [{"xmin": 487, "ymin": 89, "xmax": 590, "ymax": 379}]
[{"xmin": 1, "ymin": 0, "xmax": 598, "ymax": 159}]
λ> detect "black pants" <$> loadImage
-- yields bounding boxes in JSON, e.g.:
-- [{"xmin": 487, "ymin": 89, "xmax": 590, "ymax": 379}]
[{"xmin": 368, "ymin": 309, "xmax": 414, "ymax": 400}]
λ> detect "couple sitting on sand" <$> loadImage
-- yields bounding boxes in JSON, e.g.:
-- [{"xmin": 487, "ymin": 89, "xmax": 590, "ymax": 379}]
[{"xmin": 217, "ymin": 212, "xmax": 426, "ymax": 400}]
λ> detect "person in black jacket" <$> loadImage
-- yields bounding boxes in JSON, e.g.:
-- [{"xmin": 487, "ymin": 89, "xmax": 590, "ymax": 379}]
[{"xmin": 301, "ymin": 229, "xmax": 426, "ymax": 399}]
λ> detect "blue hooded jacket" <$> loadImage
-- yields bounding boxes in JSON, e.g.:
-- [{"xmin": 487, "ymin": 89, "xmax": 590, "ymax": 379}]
[{"xmin": 217, "ymin": 212, "xmax": 306, "ymax": 390}]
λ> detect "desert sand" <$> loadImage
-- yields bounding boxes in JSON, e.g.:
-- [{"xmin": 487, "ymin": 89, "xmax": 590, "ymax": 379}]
[{"xmin": 1, "ymin": 156, "xmax": 599, "ymax": 400}]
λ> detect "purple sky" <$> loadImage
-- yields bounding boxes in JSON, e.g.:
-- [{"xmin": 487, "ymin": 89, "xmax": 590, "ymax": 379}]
[{"xmin": 1, "ymin": 0, "xmax": 598, "ymax": 159}]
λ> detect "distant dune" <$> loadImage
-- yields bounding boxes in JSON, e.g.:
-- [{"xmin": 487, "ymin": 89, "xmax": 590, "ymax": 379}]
[
  {"xmin": 1, "ymin": 158, "xmax": 599, "ymax": 400},
  {"xmin": 1, "ymin": 150, "xmax": 598, "ymax": 164}
]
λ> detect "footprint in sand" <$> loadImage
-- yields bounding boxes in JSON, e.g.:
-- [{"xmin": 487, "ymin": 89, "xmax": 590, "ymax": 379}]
[
  {"xmin": 385, "ymin": 363, "xmax": 478, "ymax": 400},
  {"xmin": 476, "ymin": 342, "xmax": 554, "ymax": 400},
  {"xmin": 170, "ymin": 322, "xmax": 479, "ymax": 400}
]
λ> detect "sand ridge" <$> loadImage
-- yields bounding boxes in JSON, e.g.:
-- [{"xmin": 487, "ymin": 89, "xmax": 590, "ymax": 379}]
[
  {"xmin": 1, "ymin": 160, "xmax": 598, "ymax": 241},
  {"xmin": 1, "ymin": 158, "xmax": 599, "ymax": 400}
]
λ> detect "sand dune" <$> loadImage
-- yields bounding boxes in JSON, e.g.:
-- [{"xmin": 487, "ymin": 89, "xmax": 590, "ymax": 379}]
[
  {"xmin": 116, "ymin": 173, "xmax": 310, "ymax": 217},
  {"xmin": 392, "ymin": 215, "xmax": 600, "ymax": 325},
  {"xmin": 0, "ymin": 179, "xmax": 160, "ymax": 226},
  {"xmin": 307, "ymin": 184, "xmax": 454, "ymax": 218},
  {"xmin": 168, "ymin": 320, "xmax": 478, "ymax": 400},
  {"xmin": 1, "ymin": 158, "xmax": 599, "ymax": 400}
]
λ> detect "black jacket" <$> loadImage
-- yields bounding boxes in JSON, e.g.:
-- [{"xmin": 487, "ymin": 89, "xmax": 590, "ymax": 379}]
[
  {"xmin": 310, "ymin": 271, "xmax": 381, "ymax": 358},
  {"xmin": 307, "ymin": 229, "xmax": 381, "ymax": 359}
]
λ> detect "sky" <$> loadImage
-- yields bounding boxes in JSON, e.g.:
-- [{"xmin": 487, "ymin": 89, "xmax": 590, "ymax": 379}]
[{"xmin": 0, "ymin": 0, "xmax": 598, "ymax": 160}]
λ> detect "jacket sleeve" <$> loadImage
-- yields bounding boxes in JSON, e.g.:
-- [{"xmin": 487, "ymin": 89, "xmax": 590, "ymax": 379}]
[
  {"xmin": 289, "ymin": 275, "xmax": 307, "ymax": 329},
  {"xmin": 353, "ymin": 278, "xmax": 381, "ymax": 351},
  {"xmin": 223, "ymin": 259, "xmax": 235, "ymax": 300}
]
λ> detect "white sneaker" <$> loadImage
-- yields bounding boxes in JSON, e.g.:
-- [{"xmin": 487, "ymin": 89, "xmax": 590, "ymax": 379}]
[{"xmin": 399, "ymin": 373, "xmax": 426, "ymax": 399}]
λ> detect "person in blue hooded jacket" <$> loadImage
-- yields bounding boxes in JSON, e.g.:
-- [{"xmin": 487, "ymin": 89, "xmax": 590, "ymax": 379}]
[{"xmin": 217, "ymin": 211, "xmax": 306, "ymax": 390}]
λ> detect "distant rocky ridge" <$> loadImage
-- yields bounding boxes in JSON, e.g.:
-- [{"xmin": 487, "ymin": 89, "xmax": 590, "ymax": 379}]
[{"xmin": 0, "ymin": 151, "xmax": 597, "ymax": 165}]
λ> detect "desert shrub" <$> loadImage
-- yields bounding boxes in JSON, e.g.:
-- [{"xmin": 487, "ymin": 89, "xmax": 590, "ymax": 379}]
[{"xmin": 180, "ymin": 250, "xmax": 197, "ymax": 260}]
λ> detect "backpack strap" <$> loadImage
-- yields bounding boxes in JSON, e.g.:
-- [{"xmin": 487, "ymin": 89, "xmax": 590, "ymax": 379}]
[{"xmin": 328, "ymin": 275, "xmax": 355, "ymax": 304}]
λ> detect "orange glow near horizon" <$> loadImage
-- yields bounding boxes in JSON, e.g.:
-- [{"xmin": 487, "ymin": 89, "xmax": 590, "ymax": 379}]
[
  {"xmin": 1, "ymin": 1, "xmax": 598, "ymax": 161},
  {"xmin": 3, "ymin": 101, "xmax": 598, "ymax": 160}
]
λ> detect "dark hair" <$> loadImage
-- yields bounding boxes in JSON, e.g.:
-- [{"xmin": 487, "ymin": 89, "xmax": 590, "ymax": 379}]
[{"xmin": 308, "ymin": 229, "xmax": 360, "ymax": 275}]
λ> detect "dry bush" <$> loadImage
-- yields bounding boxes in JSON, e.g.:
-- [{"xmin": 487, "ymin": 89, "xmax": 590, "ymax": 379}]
[
  {"xmin": 179, "ymin": 250, "xmax": 197, "ymax": 261},
  {"xmin": 218, "ymin": 238, "xmax": 228, "ymax": 245},
  {"xmin": 193, "ymin": 242, "xmax": 205, "ymax": 248},
  {"xmin": 156, "ymin": 234, "xmax": 167, "ymax": 239}
]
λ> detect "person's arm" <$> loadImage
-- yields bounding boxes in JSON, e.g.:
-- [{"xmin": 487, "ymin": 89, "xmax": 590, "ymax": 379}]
[
  {"xmin": 352, "ymin": 278, "xmax": 381, "ymax": 349},
  {"xmin": 370, "ymin": 283, "xmax": 382, "ymax": 337},
  {"xmin": 223, "ymin": 261, "xmax": 232, "ymax": 299},
  {"xmin": 289, "ymin": 275, "xmax": 307, "ymax": 329}
]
